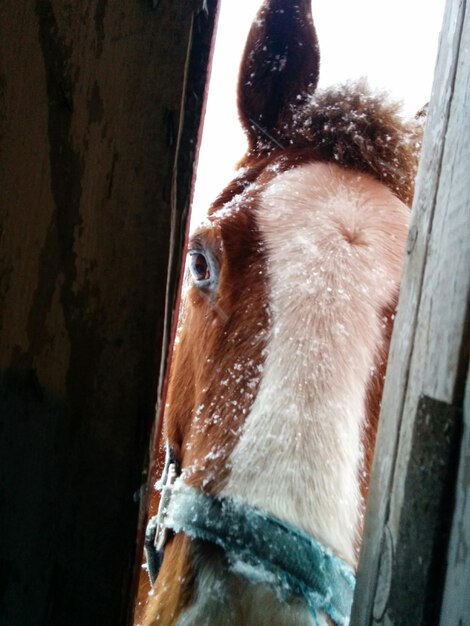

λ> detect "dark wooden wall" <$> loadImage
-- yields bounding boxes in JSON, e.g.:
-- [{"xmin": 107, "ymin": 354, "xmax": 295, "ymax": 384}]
[{"xmin": 0, "ymin": 1, "xmax": 217, "ymax": 624}]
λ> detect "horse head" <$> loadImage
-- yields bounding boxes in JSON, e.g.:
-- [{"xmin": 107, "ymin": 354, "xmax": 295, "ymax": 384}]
[{"xmin": 140, "ymin": 1, "xmax": 420, "ymax": 624}]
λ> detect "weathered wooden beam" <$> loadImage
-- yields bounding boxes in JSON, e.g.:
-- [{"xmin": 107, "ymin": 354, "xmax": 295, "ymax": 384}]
[
  {"xmin": 351, "ymin": 0, "xmax": 470, "ymax": 624},
  {"xmin": 0, "ymin": 1, "xmax": 217, "ymax": 624},
  {"xmin": 131, "ymin": 2, "xmax": 220, "ymax": 616}
]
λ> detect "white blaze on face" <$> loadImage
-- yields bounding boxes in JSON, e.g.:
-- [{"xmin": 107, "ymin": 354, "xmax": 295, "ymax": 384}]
[{"xmin": 221, "ymin": 162, "xmax": 409, "ymax": 565}]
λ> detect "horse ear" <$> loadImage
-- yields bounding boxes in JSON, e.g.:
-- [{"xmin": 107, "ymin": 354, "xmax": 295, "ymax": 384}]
[{"xmin": 238, "ymin": 0, "xmax": 320, "ymax": 149}]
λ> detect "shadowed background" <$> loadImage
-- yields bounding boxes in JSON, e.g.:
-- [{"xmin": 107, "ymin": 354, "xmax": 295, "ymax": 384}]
[{"xmin": 0, "ymin": 2, "xmax": 217, "ymax": 624}]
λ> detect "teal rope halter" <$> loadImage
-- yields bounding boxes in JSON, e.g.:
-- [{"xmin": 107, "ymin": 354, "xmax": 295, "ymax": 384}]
[{"xmin": 151, "ymin": 479, "xmax": 355, "ymax": 626}]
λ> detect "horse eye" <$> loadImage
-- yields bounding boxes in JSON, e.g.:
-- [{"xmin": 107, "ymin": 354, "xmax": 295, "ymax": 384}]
[
  {"xmin": 188, "ymin": 248, "xmax": 219, "ymax": 291},
  {"xmin": 190, "ymin": 252, "xmax": 210, "ymax": 282}
]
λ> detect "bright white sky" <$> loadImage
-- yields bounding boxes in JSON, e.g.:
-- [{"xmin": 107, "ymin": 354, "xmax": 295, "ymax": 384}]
[{"xmin": 191, "ymin": 0, "xmax": 446, "ymax": 228}]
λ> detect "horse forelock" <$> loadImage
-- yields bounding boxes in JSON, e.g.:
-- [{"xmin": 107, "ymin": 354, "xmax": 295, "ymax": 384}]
[{"xmin": 236, "ymin": 81, "xmax": 422, "ymax": 208}]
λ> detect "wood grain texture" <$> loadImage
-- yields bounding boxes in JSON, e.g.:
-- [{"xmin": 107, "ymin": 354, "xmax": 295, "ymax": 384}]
[
  {"xmin": 436, "ymin": 5, "xmax": 470, "ymax": 622},
  {"xmin": 352, "ymin": 0, "xmax": 470, "ymax": 623},
  {"xmin": 0, "ymin": 1, "xmax": 217, "ymax": 625}
]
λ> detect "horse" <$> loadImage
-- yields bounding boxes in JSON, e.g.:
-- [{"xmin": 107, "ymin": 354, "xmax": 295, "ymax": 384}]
[{"xmin": 137, "ymin": 0, "xmax": 420, "ymax": 624}]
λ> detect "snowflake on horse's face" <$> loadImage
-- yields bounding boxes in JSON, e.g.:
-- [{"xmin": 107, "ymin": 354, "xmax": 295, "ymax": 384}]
[{"xmin": 139, "ymin": 1, "xmax": 420, "ymax": 624}]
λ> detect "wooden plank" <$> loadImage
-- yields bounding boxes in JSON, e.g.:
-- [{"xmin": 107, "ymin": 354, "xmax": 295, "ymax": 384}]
[
  {"xmin": 351, "ymin": 0, "xmax": 470, "ymax": 623},
  {"xmin": 379, "ymin": 397, "xmax": 461, "ymax": 624},
  {"xmin": 131, "ymin": 2, "xmax": 219, "ymax": 616},
  {"xmin": 0, "ymin": 2, "xmax": 217, "ymax": 625}
]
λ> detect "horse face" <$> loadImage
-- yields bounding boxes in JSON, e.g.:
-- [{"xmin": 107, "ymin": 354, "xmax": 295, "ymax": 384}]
[
  {"xmin": 173, "ymin": 159, "xmax": 409, "ymax": 558},
  {"xmin": 140, "ymin": 1, "xmax": 420, "ymax": 624}
]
